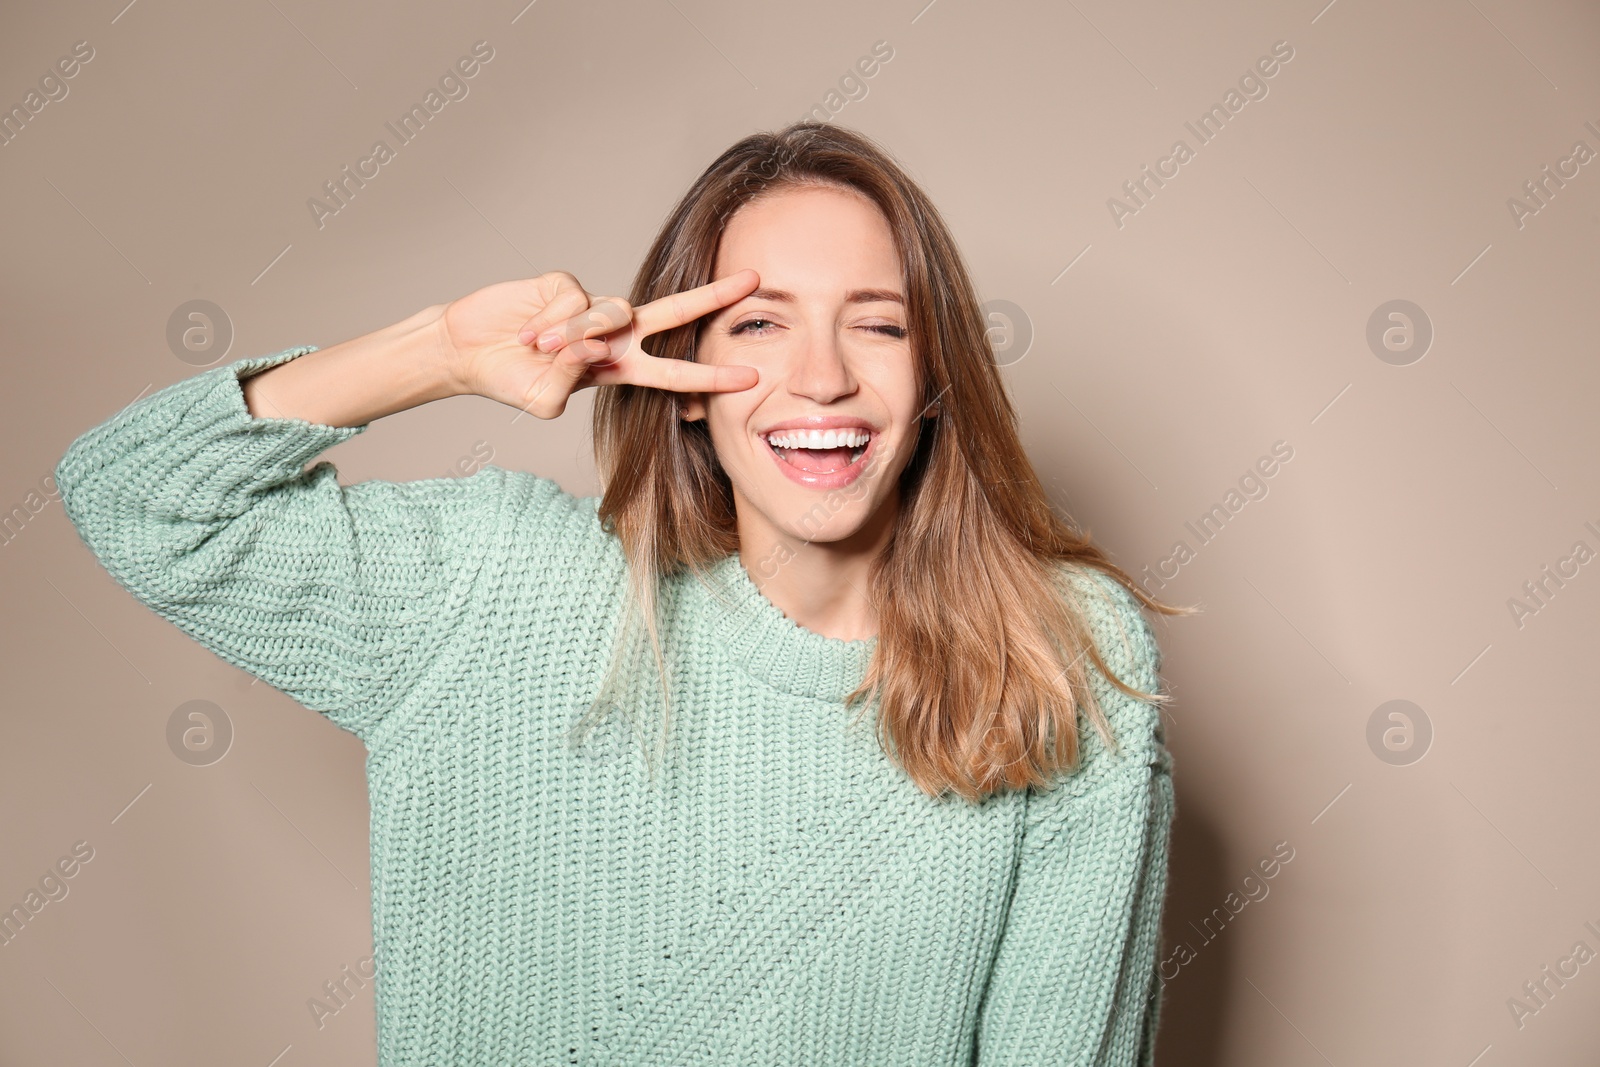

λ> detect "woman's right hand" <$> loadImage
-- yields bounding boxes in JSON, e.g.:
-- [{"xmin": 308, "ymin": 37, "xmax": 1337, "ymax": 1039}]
[{"xmin": 439, "ymin": 269, "xmax": 762, "ymax": 419}]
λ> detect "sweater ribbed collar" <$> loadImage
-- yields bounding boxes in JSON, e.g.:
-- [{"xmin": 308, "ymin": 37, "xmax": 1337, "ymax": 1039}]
[{"xmin": 684, "ymin": 553, "xmax": 878, "ymax": 704}]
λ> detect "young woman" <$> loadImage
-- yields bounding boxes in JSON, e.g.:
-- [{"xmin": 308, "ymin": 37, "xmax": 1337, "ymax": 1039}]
[{"xmin": 56, "ymin": 122, "xmax": 1187, "ymax": 1066}]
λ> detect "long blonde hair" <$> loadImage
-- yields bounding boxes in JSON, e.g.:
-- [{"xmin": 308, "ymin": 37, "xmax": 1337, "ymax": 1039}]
[{"xmin": 572, "ymin": 120, "xmax": 1194, "ymax": 801}]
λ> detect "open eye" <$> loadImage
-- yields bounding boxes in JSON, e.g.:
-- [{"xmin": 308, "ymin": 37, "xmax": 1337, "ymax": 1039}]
[{"xmin": 730, "ymin": 318, "xmax": 778, "ymax": 335}]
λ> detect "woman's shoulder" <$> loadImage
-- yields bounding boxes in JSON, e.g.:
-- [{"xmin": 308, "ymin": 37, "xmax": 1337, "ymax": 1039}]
[
  {"xmin": 1052, "ymin": 561, "xmax": 1163, "ymax": 688},
  {"xmin": 414, "ymin": 464, "xmax": 624, "ymax": 585},
  {"xmin": 487, "ymin": 464, "xmax": 603, "ymax": 521},
  {"xmin": 1048, "ymin": 560, "xmax": 1170, "ymax": 793},
  {"xmin": 495, "ymin": 463, "xmax": 617, "ymax": 537},
  {"xmin": 352, "ymin": 463, "xmax": 599, "ymax": 534}
]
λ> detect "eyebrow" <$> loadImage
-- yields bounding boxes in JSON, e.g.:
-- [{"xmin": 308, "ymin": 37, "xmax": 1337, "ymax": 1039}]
[{"xmin": 742, "ymin": 287, "xmax": 905, "ymax": 306}]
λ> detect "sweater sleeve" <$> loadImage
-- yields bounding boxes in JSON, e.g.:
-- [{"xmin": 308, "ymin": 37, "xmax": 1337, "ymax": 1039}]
[
  {"xmin": 971, "ymin": 568, "xmax": 1176, "ymax": 1067},
  {"xmin": 53, "ymin": 344, "xmax": 526, "ymax": 743}
]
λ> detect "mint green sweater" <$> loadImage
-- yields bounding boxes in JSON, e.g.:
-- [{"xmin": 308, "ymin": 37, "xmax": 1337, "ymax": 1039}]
[{"xmin": 55, "ymin": 345, "xmax": 1176, "ymax": 1066}]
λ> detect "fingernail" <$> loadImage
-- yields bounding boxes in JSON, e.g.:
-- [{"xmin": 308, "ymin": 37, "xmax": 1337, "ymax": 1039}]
[
  {"xmin": 517, "ymin": 327, "xmax": 536, "ymax": 345},
  {"xmin": 536, "ymin": 332, "xmax": 562, "ymax": 352}
]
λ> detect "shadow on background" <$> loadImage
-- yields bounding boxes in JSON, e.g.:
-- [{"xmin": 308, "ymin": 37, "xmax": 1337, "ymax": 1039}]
[{"xmin": 1159, "ymin": 799, "xmax": 1232, "ymax": 1066}]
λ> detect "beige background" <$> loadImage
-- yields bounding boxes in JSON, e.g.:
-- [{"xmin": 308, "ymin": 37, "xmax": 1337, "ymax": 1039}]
[{"xmin": 3, "ymin": 0, "xmax": 1597, "ymax": 1063}]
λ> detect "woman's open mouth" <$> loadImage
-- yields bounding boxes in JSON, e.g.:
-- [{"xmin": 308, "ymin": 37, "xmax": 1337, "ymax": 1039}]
[{"xmin": 759, "ymin": 426, "xmax": 877, "ymax": 490}]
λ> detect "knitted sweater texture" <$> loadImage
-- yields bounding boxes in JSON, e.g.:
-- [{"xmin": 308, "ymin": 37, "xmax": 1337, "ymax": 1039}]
[{"xmin": 55, "ymin": 345, "xmax": 1176, "ymax": 1067}]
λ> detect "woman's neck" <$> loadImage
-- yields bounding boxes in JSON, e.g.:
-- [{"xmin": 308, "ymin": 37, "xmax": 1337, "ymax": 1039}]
[{"xmin": 735, "ymin": 495, "xmax": 898, "ymax": 643}]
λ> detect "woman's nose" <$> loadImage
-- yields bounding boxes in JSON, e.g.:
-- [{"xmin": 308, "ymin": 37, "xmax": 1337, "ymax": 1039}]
[{"xmin": 786, "ymin": 331, "xmax": 856, "ymax": 403}]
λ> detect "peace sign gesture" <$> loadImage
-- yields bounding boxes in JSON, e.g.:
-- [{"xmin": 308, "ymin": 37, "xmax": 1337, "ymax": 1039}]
[{"xmin": 441, "ymin": 269, "xmax": 761, "ymax": 420}]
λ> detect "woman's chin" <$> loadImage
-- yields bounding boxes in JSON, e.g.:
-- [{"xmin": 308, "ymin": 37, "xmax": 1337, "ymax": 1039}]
[{"xmin": 746, "ymin": 489, "xmax": 876, "ymax": 546}]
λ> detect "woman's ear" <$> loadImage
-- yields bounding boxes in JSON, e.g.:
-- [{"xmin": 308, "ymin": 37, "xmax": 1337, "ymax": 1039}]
[{"xmin": 681, "ymin": 394, "xmax": 707, "ymax": 422}]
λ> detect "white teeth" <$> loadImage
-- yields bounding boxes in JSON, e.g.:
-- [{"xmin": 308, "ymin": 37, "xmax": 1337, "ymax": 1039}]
[{"xmin": 763, "ymin": 428, "xmax": 872, "ymax": 450}]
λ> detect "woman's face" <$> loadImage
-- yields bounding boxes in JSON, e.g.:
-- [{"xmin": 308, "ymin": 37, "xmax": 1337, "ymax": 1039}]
[{"xmin": 684, "ymin": 183, "xmax": 929, "ymax": 553}]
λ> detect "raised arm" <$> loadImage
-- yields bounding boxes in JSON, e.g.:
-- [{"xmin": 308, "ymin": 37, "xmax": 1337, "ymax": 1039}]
[{"xmin": 54, "ymin": 271, "xmax": 766, "ymax": 745}]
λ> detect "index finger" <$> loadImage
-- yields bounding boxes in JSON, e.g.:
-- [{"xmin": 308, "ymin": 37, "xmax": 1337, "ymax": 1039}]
[{"xmin": 631, "ymin": 268, "xmax": 760, "ymax": 338}]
